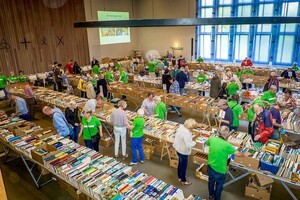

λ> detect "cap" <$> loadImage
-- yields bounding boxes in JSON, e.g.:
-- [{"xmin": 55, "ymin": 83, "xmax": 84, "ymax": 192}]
[{"xmin": 217, "ymin": 99, "xmax": 228, "ymax": 107}]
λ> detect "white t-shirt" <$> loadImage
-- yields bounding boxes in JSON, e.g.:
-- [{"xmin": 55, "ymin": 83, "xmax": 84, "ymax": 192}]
[
  {"xmin": 84, "ymin": 99, "xmax": 97, "ymax": 112},
  {"xmin": 141, "ymin": 98, "xmax": 156, "ymax": 116}
]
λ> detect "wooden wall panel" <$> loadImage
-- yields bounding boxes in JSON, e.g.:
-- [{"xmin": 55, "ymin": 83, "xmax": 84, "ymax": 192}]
[{"xmin": 0, "ymin": 0, "xmax": 89, "ymax": 75}]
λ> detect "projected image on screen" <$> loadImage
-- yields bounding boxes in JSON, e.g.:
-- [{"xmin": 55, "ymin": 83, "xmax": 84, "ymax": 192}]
[{"xmin": 97, "ymin": 11, "xmax": 131, "ymax": 45}]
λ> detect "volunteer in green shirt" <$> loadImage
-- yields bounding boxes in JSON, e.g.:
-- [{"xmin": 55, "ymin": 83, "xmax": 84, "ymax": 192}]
[
  {"xmin": 242, "ymin": 69, "xmax": 254, "ymax": 75},
  {"xmin": 0, "ymin": 73, "xmax": 7, "ymax": 89},
  {"xmin": 153, "ymin": 96, "xmax": 167, "ymax": 120},
  {"xmin": 18, "ymin": 71, "xmax": 28, "ymax": 82},
  {"xmin": 115, "ymin": 63, "xmax": 121, "ymax": 71},
  {"xmin": 228, "ymin": 94, "xmax": 243, "ymax": 131},
  {"xmin": 236, "ymin": 68, "xmax": 242, "ymax": 79},
  {"xmin": 196, "ymin": 56, "xmax": 204, "ymax": 63},
  {"xmin": 261, "ymin": 85, "xmax": 277, "ymax": 105},
  {"xmin": 92, "ymin": 65, "xmax": 100, "ymax": 75},
  {"xmin": 106, "ymin": 69, "xmax": 114, "ymax": 83},
  {"xmin": 119, "ymin": 68, "xmax": 128, "ymax": 83},
  {"xmin": 8, "ymin": 71, "xmax": 19, "ymax": 84},
  {"xmin": 197, "ymin": 70, "xmax": 206, "ymax": 83},
  {"xmin": 129, "ymin": 108, "xmax": 145, "ymax": 166},
  {"xmin": 246, "ymin": 91, "xmax": 263, "ymax": 139},
  {"xmin": 207, "ymin": 126, "xmax": 249, "ymax": 200},
  {"xmin": 292, "ymin": 62, "xmax": 298, "ymax": 71},
  {"xmin": 227, "ymin": 79, "xmax": 239, "ymax": 96},
  {"xmin": 79, "ymin": 108, "xmax": 103, "ymax": 151},
  {"xmin": 148, "ymin": 62, "xmax": 156, "ymax": 73}
]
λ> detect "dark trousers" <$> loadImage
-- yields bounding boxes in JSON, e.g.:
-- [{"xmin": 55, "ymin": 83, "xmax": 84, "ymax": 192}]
[
  {"xmin": 199, "ymin": 91, "xmax": 205, "ymax": 96},
  {"xmin": 208, "ymin": 165, "xmax": 226, "ymax": 200},
  {"xmin": 131, "ymin": 137, "xmax": 144, "ymax": 163},
  {"xmin": 26, "ymin": 97, "xmax": 36, "ymax": 119},
  {"xmin": 57, "ymin": 81, "xmax": 63, "ymax": 92},
  {"xmin": 20, "ymin": 113, "xmax": 31, "ymax": 121},
  {"xmin": 81, "ymin": 91, "xmax": 86, "ymax": 98},
  {"xmin": 72, "ymin": 125, "xmax": 80, "ymax": 143},
  {"xmin": 230, "ymin": 126, "xmax": 238, "ymax": 131},
  {"xmin": 53, "ymin": 82, "xmax": 57, "ymax": 91},
  {"xmin": 84, "ymin": 138, "xmax": 100, "ymax": 151},
  {"xmin": 248, "ymin": 122, "xmax": 255, "ymax": 140},
  {"xmin": 177, "ymin": 152, "xmax": 188, "ymax": 182}
]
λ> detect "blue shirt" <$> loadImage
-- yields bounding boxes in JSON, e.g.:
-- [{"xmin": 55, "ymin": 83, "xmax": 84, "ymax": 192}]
[
  {"xmin": 52, "ymin": 107, "xmax": 70, "ymax": 137},
  {"xmin": 62, "ymin": 74, "xmax": 70, "ymax": 85},
  {"xmin": 221, "ymin": 107, "xmax": 233, "ymax": 128},
  {"xmin": 175, "ymin": 71, "xmax": 188, "ymax": 88},
  {"xmin": 270, "ymin": 107, "xmax": 281, "ymax": 129},
  {"xmin": 15, "ymin": 97, "xmax": 28, "ymax": 115},
  {"xmin": 169, "ymin": 81, "xmax": 180, "ymax": 95}
]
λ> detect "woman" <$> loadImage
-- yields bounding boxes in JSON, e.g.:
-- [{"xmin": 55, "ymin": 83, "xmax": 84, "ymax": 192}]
[
  {"xmin": 153, "ymin": 96, "xmax": 167, "ymax": 120},
  {"xmin": 110, "ymin": 100, "xmax": 130, "ymax": 159},
  {"xmin": 283, "ymin": 89, "xmax": 296, "ymax": 110},
  {"xmin": 73, "ymin": 61, "xmax": 81, "ymax": 74},
  {"xmin": 119, "ymin": 67, "xmax": 128, "ymax": 83},
  {"xmin": 266, "ymin": 72, "xmax": 279, "ymax": 92},
  {"xmin": 162, "ymin": 69, "xmax": 171, "ymax": 93},
  {"xmin": 141, "ymin": 92, "xmax": 156, "ymax": 116},
  {"xmin": 106, "ymin": 68, "xmax": 114, "ymax": 83},
  {"xmin": 227, "ymin": 78, "xmax": 239, "ymax": 96},
  {"xmin": 78, "ymin": 72, "xmax": 87, "ymax": 98},
  {"xmin": 79, "ymin": 108, "xmax": 103, "ymax": 151},
  {"xmin": 97, "ymin": 74, "xmax": 109, "ymax": 98},
  {"xmin": 128, "ymin": 108, "xmax": 145, "ymax": 166},
  {"xmin": 65, "ymin": 101, "xmax": 80, "ymax": 143},
  {"xmin": 228, "ymin": 94, "xmax": 243, "ymax": 131},
  {"xmin": 210, "ymin": 74, "xmax": 221, "ymax": 99},
  {"xmin": 173, "ymin": 118, "xmax": 196, "ymax": 185},
  {"xmin": 86, "ymin": 78, "xmax": 96, "ymax": 99},
  {"xmin": 218, "ymin": 82, "xmax": 228, "ymax": 99}
]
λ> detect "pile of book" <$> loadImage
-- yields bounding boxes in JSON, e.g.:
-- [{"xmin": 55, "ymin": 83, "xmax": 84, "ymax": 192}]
[{"xmin": 228, "ymin": 131, "xmax": 251, "ymax": 147}]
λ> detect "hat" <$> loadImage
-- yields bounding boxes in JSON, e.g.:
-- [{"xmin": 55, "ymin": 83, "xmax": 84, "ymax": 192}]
[
  {"xmin": 249, "ymin": 91, "xmax": 259, "ymax": 96},
  {"xmin": 217, "ymin": 99, "xmax": 228, "ymax": 107}
]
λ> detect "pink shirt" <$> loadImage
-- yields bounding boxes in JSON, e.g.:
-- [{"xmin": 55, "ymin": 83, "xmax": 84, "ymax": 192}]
[{"xmin": 24, "ymin": 85, "xmax": 34, "ymax": 98}]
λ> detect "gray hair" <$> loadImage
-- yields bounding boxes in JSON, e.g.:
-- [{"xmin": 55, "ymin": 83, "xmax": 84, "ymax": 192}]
[
  {"xmin": 219, "ymin": 126, "xmax": 230, "ymax": 137},
  {"xmin": 137, "ymin": 108, "xmax": 144, "ymax": 117},
  {"xmin": 270, "ymin": 85, "xmax": 277, "ymax": 90}
]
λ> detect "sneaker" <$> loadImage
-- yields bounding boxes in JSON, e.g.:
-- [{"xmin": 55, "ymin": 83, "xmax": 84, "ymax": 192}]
[
  {"xmin": 128, "ymin": 162, "xmax": 137, "ymax": 166},
  {"xmin": 122, "ymin": 154, "xmax": 128, "ymax": 160},
  {"xmin": 140, "ymin": 160, "xmax": 144, "ymax": 164}
]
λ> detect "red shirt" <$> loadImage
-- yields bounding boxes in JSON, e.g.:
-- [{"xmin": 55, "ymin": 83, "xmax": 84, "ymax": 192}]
[
  {"xmin": 66, "ymin": 63, "xmax": 74, "ymax": 74},
  {"xmin": 241, "ymin": 59, "xmax": 253, "ymax": 67}
]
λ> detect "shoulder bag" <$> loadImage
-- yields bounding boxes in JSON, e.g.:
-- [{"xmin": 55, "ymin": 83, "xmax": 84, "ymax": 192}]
[{"xmin": 86, "ymin": 119, "xmax": 100, "ymax": 143}]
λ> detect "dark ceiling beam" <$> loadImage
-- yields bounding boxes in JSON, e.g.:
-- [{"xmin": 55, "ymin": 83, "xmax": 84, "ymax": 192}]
[{"xmin": 74, "ymin": 17, "xmax": 300, "ymax": 28}]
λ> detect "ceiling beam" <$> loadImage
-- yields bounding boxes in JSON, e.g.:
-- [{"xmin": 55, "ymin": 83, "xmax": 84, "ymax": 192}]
[{"xmin": 74, "ymin": 17, "xmax": 300, "ymax": 28}]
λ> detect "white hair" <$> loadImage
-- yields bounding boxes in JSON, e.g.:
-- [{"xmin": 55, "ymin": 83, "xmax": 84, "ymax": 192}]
[
  {"xmin": 219, "ymin": 126, "xmax": 230, "ymax": 136},
  {"xmin": 137, "ymin": 108, "xmax": 144, "ymax": 117}
]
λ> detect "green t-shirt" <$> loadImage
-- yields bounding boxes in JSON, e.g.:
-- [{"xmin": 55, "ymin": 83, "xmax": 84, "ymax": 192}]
[
  {"xmin": 148, "ymin": 62, "xmax": 156, "ymax": 73},
  {"xmin": 163, "ymin": 59, "xmax": 169, "ymax": 67},
  {"xmin": 242, "ymin": 69, "xmax": 254, "ymax": 75},
  {"xmin": 132, "ymin": 116, "xmax": 145, "ymax": 138},
  {"xmin": 261, "ymin": 90, "xmax": 276, "ymax": 104},
  {"xmin": 207, "ymin": 137, "xmax": 236, "ymax": 174},
  {"xmin": 82, "ymin": 116, "xmax": 101, "ymax": 140},
  {"xmin": 106, "ymin": 72, "xmax": 114, "ymax": 82},
  {"xmin": 115, "ymin": 64, "xmax": 121, "ymax": 71},
  {"xmin": 0, "ymin": 75, "xmax": 7, "ymax": 89},
  {"xmin": 227, "ymin": 82, "xmax": 239, "ymax": 96},
  {"xmin": 18, "ymin": 75, "xmax": 28, "ymax": 82},
  {"xmin": 228, "ymin": 100, "xmax": 243, "ymax": 127},
  {"xmin": 8, "ymin": 76, "xmax": 19, "ymax": 84},
  {"xmin": 247, "ymin": 98, "xmax": 263, "ymax": 122},
  {"xmin": 155, "ymin": 101, "xmax": 167, "ymax": 120},
  {"xmin": 292, "ymin": 66, "xmax": 298, "ymax": 71},
  {"xmin": 91, "ymin": 78, "xmax": 97, "ymax": 88},
  {"xmin": 197, "ymin": 74, "xmax": 206, "ymax": 83},
  {"xmin": 92, "ymin": 65, "xmax": 100, "ymax": 75},
  {"xmin": 236, "ymin": 71, "xmax": 242, "ymax": 78},
  {"xmin": 120, "ymin": 70, "xmax": 128, "ymax": 83},
  {"xmin": 196, "ymin": 58, "xmax": 204, "ymax": 63}
]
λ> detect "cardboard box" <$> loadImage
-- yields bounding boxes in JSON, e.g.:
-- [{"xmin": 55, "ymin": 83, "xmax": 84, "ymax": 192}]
[
  {"xmin": 254, "ymin": 174, "xmax": 274, "ymax": 187},
  {"xmin": 100, "ymin": 137, "xmax": 113, "ymax": 147},
  {"xmin": 193, "ymin": 152, "xmax": 208, "ymax": 165},
  {"xmin": 196, "ymin": 104, "xmax": 207, "ymax": 112},
  {"xmin": 170, "ymin": 159, "xmax": 178, "ymax": 168},
  {"xmin": 31, "ymin": 144, "xmax": 58, "ymax": 164},
  {"xmin": 31, "ymin": 127, "xmax": 55, "ymax": 140},
  {"xmin": 195, "ymin": 164, "xmax": 208, "ymax": 182},
  {"xmin": 207, "ymin": 106, "xmax": 219, "ymax": 116},
  {"xmin": 234, "ymin": 156, "xmax": 260, "ymax": 170},
  {"xmin": 143, "ymin": 145, "xmax": 155, "ymax": 160},
  {"xmin": 245, "ymin": 176, "xmax": 272, "ymax": 200},
  {"xmin": 169, "ymin": 147, "xmax": 178, "ymax": 159},
  {"xmin": 8, "ymin": 121, "xmax": 32, "ymax": 136}
]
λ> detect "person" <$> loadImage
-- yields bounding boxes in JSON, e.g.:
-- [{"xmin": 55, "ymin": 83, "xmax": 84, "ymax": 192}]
[
  {"xmin": 52, "ymin": 62, "xmax": 58, "ymax": 91},
  {"xmin": 171, "ymin": 56, "xmax": 176, "ymax": 66},
  {"xmin": 169, "ymin": 77, "xmax": 181, "ymax": 113},
  {"xmin": 128, "ymin": 108, "xmax": 145, "ymax": 166},
  {"xmin": 266, "ymin": 72, "xmax": 279, "ymax": 92},
  {"xmin": 241, "ymin": 67, "xmax": 254, "ymax": 89},
  {"xmin": 106, "ymin": 68, "xmax": 114, "ymax": 83},
  {"xmin": 281, "ymin": 68, "xmax": 297, "ymax": 80},
  {"xmin": 42, "ymin": 106, "xmax": 72, "ymax": 138},
  {"xmin": 84, "ymin": 95, "xmax": 105, "ymax": 113},
  {"xmin": 0, "ymin": 71, "xmax": 7, "ymax": 99},
  {"xmin": 79, "ymin": 108, "xmax": 102, "ymax": 151},
  {"xmin": 176, "ymin": 67, "xmax": 188, "ymax": 95},
  {"xmin": 73, "ymin": 61, "xmax": 81, "ymax": 74},
  {"xmin": 184, "ymin": 65, "xmax": 190, "ymax": 82},
  {"xmin": 10, "ymin": 94, "xmax": 30, "ymax": 120},
  {"xmin": 24, "ymin": 80, "xmax": 37, "ymax": 120},
  {"xmin": 241, "ymin": 57, "xmax": 253, "ymax": 67},
  {"xmin": 178, "ymin": 55, "xmax": 185, "ymax": 68},
  {"xmin": 166, "ymin": 51, "xmax": 173, "ymax": 60},
  {"xmin": 196, "ymin": 56, "xmax": 204, "ymax": 63},
  {"xmin": 77, "ymin": 72, "xmax": 87, "ymax": 98},
  {"xmin": 217, "ymin": 82, "xmax": 228, "ymax": 99},
  {"xmin": 54, "ymin": 64, "xmax": 63, "ymax": 92},
  {"xmin": 18, "ymin": 71, "xmax": 28, "ymax": 82},
  {"xmin": 261, "ymin": 85, "xmax": 277, "ymax": 106},
  {"xmin": 8, "ymin": 71, "xmax": 19, "ymax": 84},
  {"xmin": 119, "ymin": 68, "xmax": 128, "ymax": 83},
  {"xmin": 173, "ymin": 118, "xmax": 197, "ymax": 185},
  {"xmin": 270, "ymin": 103, "xmax": 282, "ymax": 140},
  {"xmin": 227, "ymin": 78, "xmax": 239, "ymax": 96},
  {"xmin": 86, "ymin": 78, "xmax": 96, "ymax": 99},
  {"xmin": 162, "ymin": 69, "xmax": 171, "ymax": 93},
  {"xmin": 91, "ymin": 57, "xmax": 99, "ymax": 68},
  {"xmin": 65, "ymin": 59, "xmax": 74, "ymax": 74},
  {"xmin": 228, "ymin": 94, "xmax": 243, "ymax": 131},
  {"xmin": 153, "ymin": 96, "xmax": 167, "ymax": 120},
  {"xmin": 97, "ymin": 74, "xmax": 109, "ymax": 98},
  {"xmin": 207, "ymin": 126, "xmax": 250, "ymax": 200},
  {"xmin": 210, "ymin": 74, "xmax": 221, "ymax": 99},
  {"xmin": 236, "ymin": 67, "xmax": 242, "ymax": 79},
  {"xmin": 163, "ymin": 58, "xmax": 169, "ymax": 67},
  {"xmin": 62, "ymin": 71, "xmax": 71, "ymax": 89},
  {"xmin": 197, "ymin": 70, "xmax": 206, "ymax": 84},
  {"xmin": 148, "ymin": 62, "xmax": 156, "ymax": 78},
  {"xmin": 245, "ymin": 91, "xmax": 263, "ymax": 139},
  {"xmin": 217, "ymin": 99, "xmax": 233, "ymax": 129},
  {"xmin": 141, "ymin": 92, "xmax": 156, "ymax": 116},
  {"xmin": 291, "ymin": 62, "xmax": 298, "ymax": 71},
  {"xmin": 110, "ymin": 100, "xmax": 130, "ymax": 159},
  {"xmin": 253, "ymin": 104, "xmax": 274, "ymax": 143},
  {"xmin": 282, "ymin": 89, "xmax": 296, "ymax": 110},
  {"xmin": 65, "ymin": 101, "xmax": 80, "ymax": 143},
  {"xmin": 92, "ymin": 64, "xmax": 100, "ymax": 75}
]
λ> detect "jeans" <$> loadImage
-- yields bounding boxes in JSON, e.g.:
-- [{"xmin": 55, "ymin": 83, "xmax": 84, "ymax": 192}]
[
  {"xmin": 114, "ymin": 126, "xmax": 127, "ymax": 156},
  {"xmin": 230, "ymin": 126, "xmax": 238, "ymax": 131},
  {"xmin": 179, "ymin": 88, "xmax": 184, "ymax": 95},
  {"xmin": 20, "ymin": 113, "xmax": 31, "ymax": 121},
  {"xmin": 171, "ymin": 106, "xmax": 180, "ymax": 111},
  {"xmin": 248, "ymin": 122, "xmax": 255, "ymax": 141},
  {"xmin": 177, "ymin": 152, "xmax": 188, "ymax": 182},
  {"xmin": 84, "ymin": 138, "xmax": 100, "ymax": 151},
  {"xmin": 131, "ymin": 137, "xmax": 144, "ymax": 163},
  {"xmin": 72, "ymin": 125, "xmax": 80, "ymax": 143},
  {"xmin": 26, "ymin": 97, "xmax": 36, "ymax": 119},
  {"xmin": 271, "ymin": 128, "xmax": 280, "ymax": 140},
  {"xmin": 57, "ymin": 81, "xmax": 63, "ymax": 92},
  {"xmin": 53, "ymin": 82, "xmax": 57, "ymax": 91},
  {"xmin": 208, "ymin": 165, "xmax": 226, "ymax": 200}
]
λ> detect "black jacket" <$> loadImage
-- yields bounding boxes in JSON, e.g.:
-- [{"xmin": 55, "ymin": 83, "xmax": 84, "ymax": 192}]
[{"xmin": 65, "ymin": 107, "xmax": 80, "ymax": 126}]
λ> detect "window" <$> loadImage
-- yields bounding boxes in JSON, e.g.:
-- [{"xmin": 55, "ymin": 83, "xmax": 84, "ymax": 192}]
[
  {"xmin": 235, "ymin": 35, "xmax": 248, "ymax": 61},
  {"xmin": 237, "ymin": 5, "xmax": 251, "ymax": 32},
  {"xmin": 216, "ymin": 35, "xmax": 229, "ymax": 59},
  {"xmin": 201, "ymin": 0, "xmax": 213, "ymax": 6},
  {"xmin": 219, "ymin": 0, "xmax": 232, "ymax": 5},
  {"xmin": 199, "ymin": 35, "xmax": 211, "ymax": 58},
  {"xmin": 254, "ymin": 35, "xmax": 270, "ymax": 62},
  {"xmin": 276, "ymin": 36, "xmax": 295, "ymax": 63}
]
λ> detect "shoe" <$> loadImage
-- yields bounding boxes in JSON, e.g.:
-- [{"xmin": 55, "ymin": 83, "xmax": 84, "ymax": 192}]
[
  {"xmin": 209, "ymin": 196, "xmax": 214, "ymax": 200},
  {"xmin": 128, "ymin": 162, "xmax": 137, "ymax": 166},
  {"xmin": 140, "ymin": 160, "xmax": 144, "ymax": 164},
  {"xmin": 181, "ymin": 181, "xmax": 192, "ymax": 185},
  {"xmin": 115, "ymin": 155, "xmax": 119, "ymax": 158},
  {"xmin": 170, "ymin": 110, "xmax": 176, "ymax": 113},
  {"xmin": 178, "ymin": 178, "xmax": 181, "ymax": 182},
  {"xmin": 122, "ymin": 154, "xmax": 128, "ymax": 160}
]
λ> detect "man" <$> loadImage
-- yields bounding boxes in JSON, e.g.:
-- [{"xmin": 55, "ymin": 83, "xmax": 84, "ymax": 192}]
[
  {"xmin": 8, "ymin": 71, "xmax": 19, "ymax": 84},
  {"xmin": 178, "ymin": 55, "xmax": 186, "ymax": 68},
  {"xmin": 106, "ymin": 68, "xmax": 114, "ymax": 83},
  {"xmin": 253, "ymin": 104, "xmax": 274, "ymax": 143},
  {"xmin": 91, "ymin": 57, "xmax": 99, "ymax": 68},
  {"xmin": 42, "ymin": 106, "xmax": 71, "ymax": 137},
  {"xmin": 261, "ymin": 85, "xmax": 277, "ymax": 105},
  {"xmin": 228, "ymin": 94, "xmax": 243, "ymax": 131},
  {"xmin": 141, "ymin": 92, "xmax": 156, "ymax": 116},
  {"xmin": 10, "ymin": 94, "xmax": 30, "ymax": 120},
  {"xmin": 175, "ymin": 67, "xmax": 188, "ymax": 95},
  {"xmin": 197, "ymin": 69, "xmax": 206, "ymax": 96},
  {"xmin": 148, "ymin": 62, "xmax": 156, "ymax": 78},
  {"xmin": 270, "ymin": 103, "xmax": 282, "ymax": 140},
  {"xmin": 291, "ymin": 62, "xmax": 298, "ymax": 71},
  {"xmin": 184, "ymin": 65, "xmax": 190, "ymax": 82},
  {"xmin": 84, "ymin": 95, "xmax": 105, "ymax": 118},
  {"xmin": 217, "ymin": 99, "xmax": 233, "ymax": 129},
  {"xmin": 227, "ymin": 78, "xmax": 239, "ymax": 96},
  {"xmin": 18, "ymin": 71, "xmax": 28, "ymax": 82},
  {"xmin": 166, "ymin": 51, "xmax": 173, "ymax": 60},
  {"xmin": 281, "ymin": 68, "xmax": 297, "ymax": 80},
  {"xmin": 241, "ymin": 57, "xmax": 253, "ymax": 67},
  {"xmin": 196, "ymin": 56, "xmax": 204, "ymax": 63},
  {"xmin": 24, "ymin": 80, "xmax": 37, "ymax": 120},
  {"xmin": 0, "ymin": 71, "xmax": 7, "ymax": 99},
  {"xmin": 246, "ymin": 91, "xmax": 263, "ymax": 139},
  {"xmin": 92, "ymin": 64, "xmax": 100, "ymax": 75},
  {"xmin": 54, "ymin": 64, "xmax": 63, "ymax": 92},
  {"xmin": 207, "ymin": 126, "xmax": 250, "ymax": 200},
  {"xmin": 169, "ymin": 77, "xmax": 181, "ymax": 113},
  {"xmin": 65, "ymin": 59, "xmax": 74, "ymax": 74}
]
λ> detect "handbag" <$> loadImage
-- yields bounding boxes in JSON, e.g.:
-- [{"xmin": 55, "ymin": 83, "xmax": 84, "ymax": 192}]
[{"xmin": 87, "ymin": 120, "xmax": 100, "ymax": 143}]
